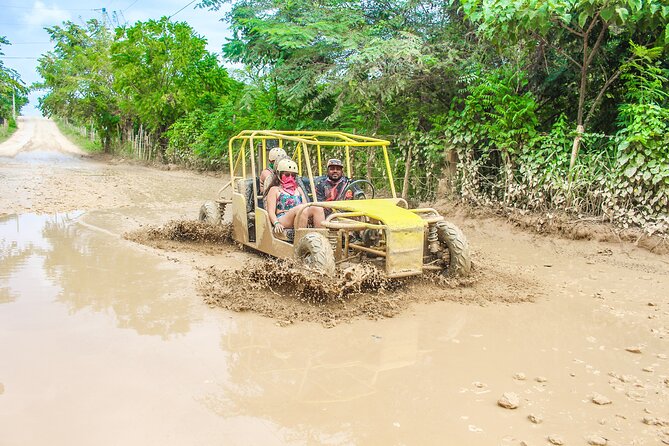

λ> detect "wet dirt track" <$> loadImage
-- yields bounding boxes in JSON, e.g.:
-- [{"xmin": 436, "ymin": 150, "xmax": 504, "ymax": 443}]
[{"xmin": 1, "ymin": 117, "xmax": 668, "ymax": 446}]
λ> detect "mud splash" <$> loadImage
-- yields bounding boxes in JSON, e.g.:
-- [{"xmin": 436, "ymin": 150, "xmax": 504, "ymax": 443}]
[
  {"xmin": 200, "ymin": 255, "xmax": 537, "ymax": 327},
  {"xmin": 126, "ymin": 219, "xmax": 539, "ymax": 327}
]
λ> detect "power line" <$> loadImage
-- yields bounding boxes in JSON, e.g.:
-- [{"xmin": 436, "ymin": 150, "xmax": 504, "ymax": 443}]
[
  {"xmin": 0, "ymin": 4, "xmax": 95, "ymax": 10},
  {"xmin": 123, "ymin": 0, "xmax": 140, "ymax": 12},
  {"xmin": 0, "ymin": 56, "xmax": 39, "ymax": 59},
  {"xmin": 168, "ymin": 0, "xmax": 197, "ymax": 19}
]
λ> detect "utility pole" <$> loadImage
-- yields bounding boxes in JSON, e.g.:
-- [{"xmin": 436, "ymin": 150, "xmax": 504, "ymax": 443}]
[{"xmin": 12, "ymin": 87, "xmax": 15, "ymax": 120}]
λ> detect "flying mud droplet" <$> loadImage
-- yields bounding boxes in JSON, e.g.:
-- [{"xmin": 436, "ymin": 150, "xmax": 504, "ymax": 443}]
[
  {"xmin": 198, "ymin": 256, "xmax": 491, "ymax": 327},
  {"xmin": 202, "ymin": 259, "xmax": 399, "ymax": 304}
]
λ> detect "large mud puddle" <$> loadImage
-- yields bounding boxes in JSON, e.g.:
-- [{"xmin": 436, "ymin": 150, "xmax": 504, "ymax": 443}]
[
  {"xmin": 127, "ymin": 220, "xmax": 538, "ymax": 327},
  {"xmin": 3, "ymin": 215, "xmax": 669, "ymax": 446}
]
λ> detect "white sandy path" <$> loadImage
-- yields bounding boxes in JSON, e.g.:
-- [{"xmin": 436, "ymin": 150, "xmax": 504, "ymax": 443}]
[{"xmin": 0, "ymin": 116, "xmax": 86, "ymax": 158}]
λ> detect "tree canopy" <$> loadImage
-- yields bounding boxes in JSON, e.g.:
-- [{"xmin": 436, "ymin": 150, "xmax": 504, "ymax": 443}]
[
  {"xmin": 0, "ymin": 36, "xmax": 28, "ymax": 124},
  {"xmin": 35, "ymin": 1, "xmax": 669, "ymax": 232}
]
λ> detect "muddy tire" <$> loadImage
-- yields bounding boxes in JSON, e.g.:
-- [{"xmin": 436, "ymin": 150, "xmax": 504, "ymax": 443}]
[
  {"xmin": 437, "ymin": 221, "xmax": 471, "ymax": 277},
  {"xmin": 294, "ymin": 233, "xmax": 336, "ymax": 277},
  {"xmin": 199, "ymin": 201, "xmax": 221, "ymax": 225}
]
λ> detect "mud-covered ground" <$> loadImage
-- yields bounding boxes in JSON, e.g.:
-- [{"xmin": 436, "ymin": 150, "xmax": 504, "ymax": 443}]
[{"xmin": 1, "ymin": 117, "xmax": 668, "ymax": 446}]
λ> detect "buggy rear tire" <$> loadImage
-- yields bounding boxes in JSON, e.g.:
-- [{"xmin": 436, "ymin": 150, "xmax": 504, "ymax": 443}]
[
  {"xmin": 437, "ymin": 221, "xmax": 471, "ymax": 277},
  {"xmin": 199, "ymin": 201, "xmax": 221, "ymax": 225},
  {"xmin": 294, "ymin": 233, "xmax": 336, "ymax": 277}
]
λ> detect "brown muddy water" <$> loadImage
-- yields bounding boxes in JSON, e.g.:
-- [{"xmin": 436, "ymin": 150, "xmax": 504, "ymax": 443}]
[{"xmin": 1, "ymin": 118, "xmax": 668, "ymax": 445}]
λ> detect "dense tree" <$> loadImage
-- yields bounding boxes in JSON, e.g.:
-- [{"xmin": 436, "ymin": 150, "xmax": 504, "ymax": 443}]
[
  {"xmin": 0, "ymin": 36, "xmax": 28, "ymax": 124},
  {"xmin": 461, "ymin": 0, "xmax": 669, "ymax": 171},
  {"xmin": 35, "ymin": 20, "xmax": 118, "ymax": 150},
  {"xmin": 112, "ymin": 17, "xmax": 236, "ymax": 149},
  {"xmin": 36, "ymin": 17, "xmax": 237, "ymax": 155}
]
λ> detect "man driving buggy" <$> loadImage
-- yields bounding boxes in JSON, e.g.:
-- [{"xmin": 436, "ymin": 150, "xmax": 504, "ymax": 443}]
[{"xmin": 315, "ymin": 158, "xmax": 362, "ymax": 202}]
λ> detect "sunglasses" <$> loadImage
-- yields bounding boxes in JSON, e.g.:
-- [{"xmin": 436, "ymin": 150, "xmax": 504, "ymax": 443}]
[{"xmin": 281, "ymin": 172, "xmax": 297, "ymax": 177}]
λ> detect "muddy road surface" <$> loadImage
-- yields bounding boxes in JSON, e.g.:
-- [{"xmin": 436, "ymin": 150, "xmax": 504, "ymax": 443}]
[{"xmin": 1, "ymin": 117, "xmax": 668, "ymax": 446}]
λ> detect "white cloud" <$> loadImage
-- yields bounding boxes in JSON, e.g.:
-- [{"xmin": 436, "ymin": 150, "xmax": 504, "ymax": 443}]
[{"xmin": 23, "ymin": 1, "xmax": 72, "ymax": 28}]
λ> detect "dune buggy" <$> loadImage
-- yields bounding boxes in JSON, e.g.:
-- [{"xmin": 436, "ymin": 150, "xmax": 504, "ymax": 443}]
[{"xmin": 199, "ymin": 130, "xmax": 471, "ymax": 278}]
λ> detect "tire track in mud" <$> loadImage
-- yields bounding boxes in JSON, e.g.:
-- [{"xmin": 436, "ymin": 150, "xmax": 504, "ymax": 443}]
[{"xmin": 126, "ymin": 220, "xmax": 541, "ymax": 327}]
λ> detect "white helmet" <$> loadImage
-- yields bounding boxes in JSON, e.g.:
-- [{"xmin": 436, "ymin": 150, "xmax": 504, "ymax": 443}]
[
  {"xmin": 276, "ymin": 158, "xmax": 298, "ymax": 174},
  {"xmin": 268, "ymin": 147, "xmax": 287, "ymax": 162}
]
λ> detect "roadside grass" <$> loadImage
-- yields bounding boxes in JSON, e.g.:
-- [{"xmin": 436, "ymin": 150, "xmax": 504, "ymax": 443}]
[
  {"xmin": 0, "ymin": 124, "xmax": 17, "ymax": 144},
  {"xmin": 54, "ymin": 118, "xmax": 104, "ymax": 153}
]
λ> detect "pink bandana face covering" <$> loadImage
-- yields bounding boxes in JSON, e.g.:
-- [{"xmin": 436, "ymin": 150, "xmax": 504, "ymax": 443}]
[{"xmin": 280, "ymin": 173, "xmax": 298, "ymax": 194}]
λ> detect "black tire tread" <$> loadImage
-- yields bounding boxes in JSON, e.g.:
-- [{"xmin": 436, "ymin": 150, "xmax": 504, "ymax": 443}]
[
  {"xmin": 294, "ymin": 233, "xmax": 336, "ymax": 277},
  {"xmin": 199, "ymin": 201, "xmax": 221, "ymax": 225},
  {"xmin": 436, "ymin": 220, "xmax": 471, "ymax": 277}
]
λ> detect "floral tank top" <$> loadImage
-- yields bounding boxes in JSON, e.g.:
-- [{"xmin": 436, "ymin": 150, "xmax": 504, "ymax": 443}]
[{"xmin": 276, "ymin": 189, "xmax": 303, "ymax": 217}]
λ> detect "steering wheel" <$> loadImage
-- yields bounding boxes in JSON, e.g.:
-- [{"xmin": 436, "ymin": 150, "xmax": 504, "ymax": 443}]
[{"xmin": 337, "ymin": 179, "xmax": 375, "ymax": 200}]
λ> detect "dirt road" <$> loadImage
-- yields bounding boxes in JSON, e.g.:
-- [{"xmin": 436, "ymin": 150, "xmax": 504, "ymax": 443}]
[{"xmin": 1, "ymin": 117, "xmax": 668, "ymax": 445}]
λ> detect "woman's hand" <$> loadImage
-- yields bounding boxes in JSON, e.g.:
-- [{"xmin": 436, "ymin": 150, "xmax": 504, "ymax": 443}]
[{"xmin": 273, "ymin": 222, "xmax": 285, "ymax": 235}]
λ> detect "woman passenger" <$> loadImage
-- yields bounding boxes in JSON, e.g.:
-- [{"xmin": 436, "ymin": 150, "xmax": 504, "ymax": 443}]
[{"xmin": 265, "ymin": 158, "xmax": 325, "ymax": 235}]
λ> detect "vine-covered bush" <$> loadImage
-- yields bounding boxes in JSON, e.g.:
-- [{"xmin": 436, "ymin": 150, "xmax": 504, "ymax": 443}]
[
  {"xmin": 602, "ymin": 50, "xmax": 669, "ymax": 233},
  {"xmin": 439, "ymin": 69, "xmax": 540, "ymax": 206},
  {"xmin": 439, "ymin": 55, "xmax": 667, "ymax": 235}
]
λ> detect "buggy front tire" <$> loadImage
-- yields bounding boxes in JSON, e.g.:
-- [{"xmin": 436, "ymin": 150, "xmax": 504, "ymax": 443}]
[
  {"xmin": 436, "ymin": 221, "xmax": 471, "ymax": 277},
  {"xmin": 294, "ymin": 233, "xmax": 336, "ymax": 277},
  {"xmin": 199, "ymin": 201, "xmax": 221, "ymax": 225}
]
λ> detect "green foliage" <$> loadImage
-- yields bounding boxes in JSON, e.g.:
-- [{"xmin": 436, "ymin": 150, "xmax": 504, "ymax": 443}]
[
  {"xmin": 33, "ymin": 1, "xmax": 669, "ymax": 233},
  {"xmin": 112, "ymin": 18, "xmax": 236, "ymax": 138},
  {"xmin": 461, "ymin": 0, "xmax": 669, "ymax": 143},
  {"xmin": 36, "ymin": 17, "xmax": 238, "ymax": 157},
  {"xmin": 0, "ymin": 36, "xmax": 28, "ymax": 121},
  {"xmin": 35, "ymin": 20, "xmax": 118, "ymax": 151},
  {"xmin": 605, "ymin": 46, "xmax": 669, "ymax": 232},
  {"xmin": 436, "ymin": 69, "xmax": 539, "ymax": 202}
]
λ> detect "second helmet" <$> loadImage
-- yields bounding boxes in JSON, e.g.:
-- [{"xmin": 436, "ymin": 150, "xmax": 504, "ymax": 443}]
[
  {"xmin": 276, "ymin": 158, "xmax": 298, "ymax": 173},
  {"xmin": 268, "ymin": 147, "xmax": 287, "ymax": 162}
]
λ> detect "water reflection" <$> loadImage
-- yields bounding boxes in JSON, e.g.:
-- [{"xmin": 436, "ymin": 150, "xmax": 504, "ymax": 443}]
[
  {"xmin": 0, "ymin": 212, "xmax": 200, "ymax": 338},
  {"xmin": 200, "ymin": 318, "xmax": 425, "ymax": 443},
  {"xmin": 0, "ymin": 213, "xmax": 54, "ymax": 304}
]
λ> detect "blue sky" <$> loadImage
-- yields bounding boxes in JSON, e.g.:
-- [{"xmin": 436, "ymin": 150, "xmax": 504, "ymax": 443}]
[{"xmin": 0, "ymin": 0, "xmax": 233, "ymax": 115}]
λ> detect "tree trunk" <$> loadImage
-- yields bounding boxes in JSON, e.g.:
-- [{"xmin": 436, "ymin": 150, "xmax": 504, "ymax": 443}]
[
  {"xmin": 401, "ymin": 144, "xmax": 413, "ymax": 200},
  {"xmin": 569, "ymin": 124, "xmax": 584, "ymax": 175},
  {"xmin": 440, "ymin": 147, "xmax": 458, "ymax": 197},
  {"xmin": 570, "ymin": 37, "xmax": 589, "ymax": 176}
]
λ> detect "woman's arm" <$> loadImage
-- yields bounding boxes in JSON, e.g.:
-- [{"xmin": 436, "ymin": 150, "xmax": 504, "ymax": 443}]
[{"xmin": 266, "ymin": 187, "xmax": 278, "ymax": 225}]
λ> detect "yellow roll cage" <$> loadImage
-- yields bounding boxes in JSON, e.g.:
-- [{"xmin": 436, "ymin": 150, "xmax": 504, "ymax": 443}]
[{"xmin": 227, "ymin": 130, "xmax": 397, "ymax": 200}]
